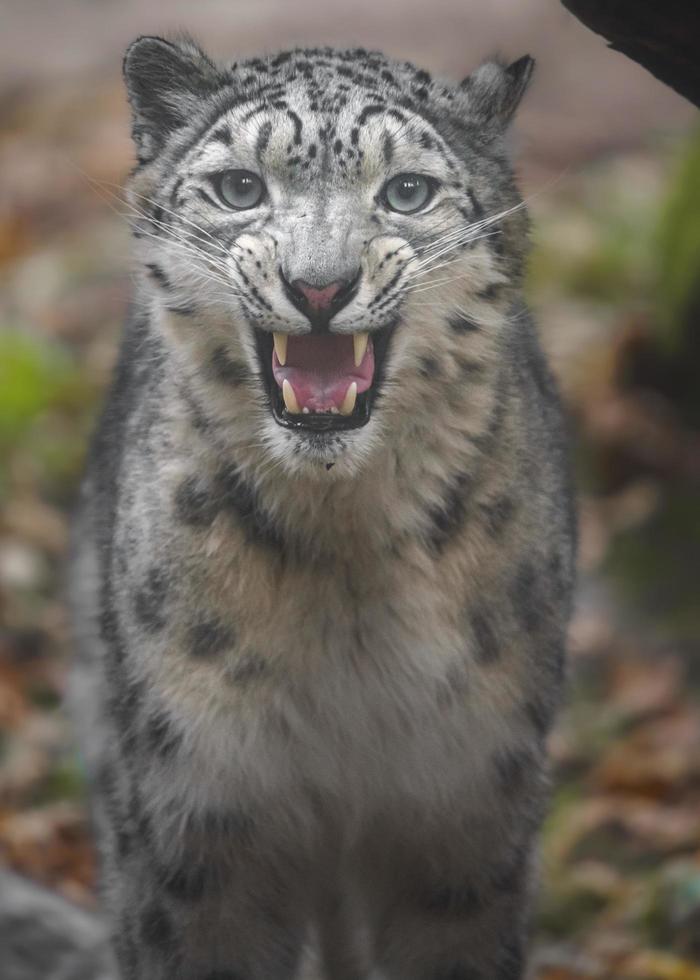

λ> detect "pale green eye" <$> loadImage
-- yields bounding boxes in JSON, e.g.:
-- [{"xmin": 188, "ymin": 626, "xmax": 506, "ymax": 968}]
[
  {"xmin": 384, "ymin": 173, "xmax": 433, "ymax": 214},
  {"xmin": 216, "ymin": 170, "xmax": 265, "ymax": 209}
]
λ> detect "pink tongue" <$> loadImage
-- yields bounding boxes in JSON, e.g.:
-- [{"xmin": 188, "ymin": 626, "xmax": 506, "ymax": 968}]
[{"xmin": 272, "ymin": 333, "xmax": 374, "ymax": 412}]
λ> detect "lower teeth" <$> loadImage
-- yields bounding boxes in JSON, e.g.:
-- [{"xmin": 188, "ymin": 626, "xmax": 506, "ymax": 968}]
[{"xmin": 286, "ymin": 403, "xmax": 351, "ymax": 416}]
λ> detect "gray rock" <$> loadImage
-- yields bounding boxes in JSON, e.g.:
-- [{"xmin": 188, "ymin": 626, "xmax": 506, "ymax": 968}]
[{"xmin": 0, "ymin": 869, "xmax": 114, "ymax": 980}]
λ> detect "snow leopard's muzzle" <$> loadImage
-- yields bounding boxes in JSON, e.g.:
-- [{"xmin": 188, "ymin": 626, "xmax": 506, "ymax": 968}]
[{"xmin": 232, "ymin": 232, "xmax": 415, "ymax": 434}]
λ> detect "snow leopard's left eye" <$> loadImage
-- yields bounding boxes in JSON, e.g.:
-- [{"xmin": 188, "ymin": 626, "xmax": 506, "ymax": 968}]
[
  {"xmin": 214, "ymin": 170, "xmax": 266, "ymax": 210},
  {"xmin": 383, "ymin": 173, "xmax": 435, "ymax": 214}
]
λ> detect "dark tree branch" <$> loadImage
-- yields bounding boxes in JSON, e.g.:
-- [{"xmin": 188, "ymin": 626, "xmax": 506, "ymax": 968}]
[{"xmin": 561, "ymin": 0, "xmax": 700, "ymax": 107}]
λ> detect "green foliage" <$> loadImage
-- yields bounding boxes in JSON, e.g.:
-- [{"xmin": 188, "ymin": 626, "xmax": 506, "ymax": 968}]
[
  {"xmin": 0, "ymin": 330, "xmax": 74, "ymax": 450},
  {"xmin": 606, "ymin": 487, "xmax": 700, "ymax": 641},
  {"xmin": 0, "ymin": 328, "xmax": 98, "ymax": 500},
  {"xmin": 33, "ymin": 754, "xmax": 87, "ymax": 805},
  {"xmin": 655, "ymin": 129, "xmax": 700, "ymax": 352},
  {"xmin": 529, "ymin": 131, "xmax": 700, "ymax": 325},
  {"xmin": 527, "ymin": 164, "xmax": 658, "ymax": 305}
]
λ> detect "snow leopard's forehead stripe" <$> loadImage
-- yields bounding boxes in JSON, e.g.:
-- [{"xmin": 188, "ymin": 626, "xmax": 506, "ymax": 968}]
[
  {"xmin": 164, "ymin": 47, "xmax": 466, "ymax": 176},
  {"xmin": 191, "ymin": 108, "xmax": 459, "ymax": 191}
]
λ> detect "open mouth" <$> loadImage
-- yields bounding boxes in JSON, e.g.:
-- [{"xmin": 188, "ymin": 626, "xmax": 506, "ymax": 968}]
[{"xmin": 254, "ymin": 326, "xmax": 394, "ymax": 432}]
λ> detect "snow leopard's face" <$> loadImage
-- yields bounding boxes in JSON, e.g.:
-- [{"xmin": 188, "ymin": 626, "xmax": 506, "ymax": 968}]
[{"xmin": 124, "ymin": 40, "xmax": 532, "ymax": 473}]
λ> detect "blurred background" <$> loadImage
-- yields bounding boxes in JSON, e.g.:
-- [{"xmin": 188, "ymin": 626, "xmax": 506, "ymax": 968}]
[{"xmin": 1, "ymin": 1, "xmax": 699, "ymax": 977}]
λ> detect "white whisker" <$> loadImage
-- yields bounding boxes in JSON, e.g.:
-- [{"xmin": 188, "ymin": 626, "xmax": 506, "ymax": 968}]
[{"xmin": 87, "ymin": 175, "xmax": 229, "ymax": 256}]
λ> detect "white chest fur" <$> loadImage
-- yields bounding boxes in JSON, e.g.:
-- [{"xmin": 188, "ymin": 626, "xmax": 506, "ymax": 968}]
[{"xmin": 142, "ymin": 539, "xmax": 510, "ymax": 838}]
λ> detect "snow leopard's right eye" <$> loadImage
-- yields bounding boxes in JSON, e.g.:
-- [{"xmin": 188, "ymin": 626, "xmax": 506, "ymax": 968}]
[
  {"xmin": 214, "ymin": 170, "xmax": 266, "ymax": 210},
  {"xmin": 383, "ymin": 173, "xmax": 435, "ymax": 214}
]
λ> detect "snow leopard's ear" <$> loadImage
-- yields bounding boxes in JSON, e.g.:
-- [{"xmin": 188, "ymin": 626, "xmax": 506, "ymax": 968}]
[
  {"xmin": 460, "ymin": 56, "xmax": 534, "ymax": 131},
  {"xmin": 123, "ymin": 35, "xmax": 223, "ymax": 163}
]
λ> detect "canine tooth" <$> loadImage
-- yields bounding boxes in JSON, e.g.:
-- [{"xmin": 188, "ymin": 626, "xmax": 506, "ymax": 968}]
[
  {"xmin": 282, "ymin": 379, "xmax": 301, "ymax": 414},
  {"xmin": 340, "ymin": 381, "xmax": 357, "ymax": 416},
  {"xmin": 353, "ymin": 332, "xmax": 369, "ymax": 367},
  {"xmin": 273, "ymin": 332, "xmax": 288, "ymax": 366}
]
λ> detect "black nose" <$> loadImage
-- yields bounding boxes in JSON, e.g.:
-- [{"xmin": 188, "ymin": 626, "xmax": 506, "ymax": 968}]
[{"xmin": 280, "ymin": 270, "xmax": 360, "ymax": 330}]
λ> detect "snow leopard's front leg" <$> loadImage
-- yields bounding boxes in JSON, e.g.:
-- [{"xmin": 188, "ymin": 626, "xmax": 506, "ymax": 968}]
[
  {"xmin": 377, "ymin": 875, "xmax": 530, "ymax": 980},
  {"xmin": 92, "ymin": 742, "xmax": 309, "ymax": 980},
  {"xmin": 368, "ymin": 746, "xmax": 545, "ymax": 980}
]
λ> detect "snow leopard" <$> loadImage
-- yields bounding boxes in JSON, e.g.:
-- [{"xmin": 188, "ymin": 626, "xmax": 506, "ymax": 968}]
[{"xmin": 68, "ymin": 35, "xmax": 576, "ymax": 980}]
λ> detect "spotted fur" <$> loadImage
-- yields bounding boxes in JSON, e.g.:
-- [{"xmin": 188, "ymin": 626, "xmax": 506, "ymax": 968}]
[{"xmin": 69, "ymin": 35, "xmax": 576, "ymax": 980}]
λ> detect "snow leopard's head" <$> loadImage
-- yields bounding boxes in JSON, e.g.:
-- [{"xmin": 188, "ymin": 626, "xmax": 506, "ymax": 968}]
[{"xmin": 123, "ymin": 37, "xmax": 532, "ymax": 475}]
